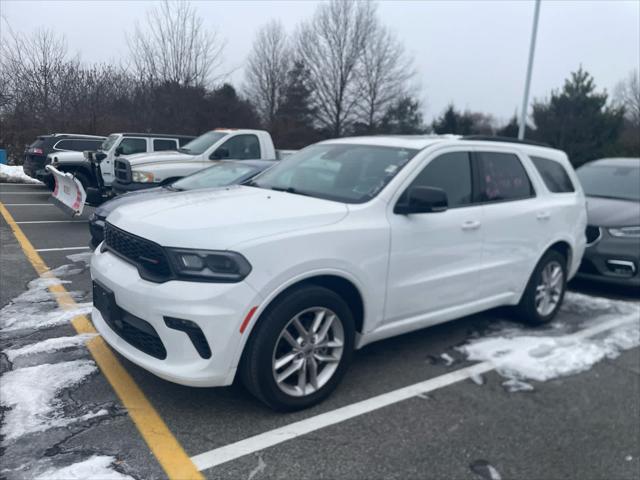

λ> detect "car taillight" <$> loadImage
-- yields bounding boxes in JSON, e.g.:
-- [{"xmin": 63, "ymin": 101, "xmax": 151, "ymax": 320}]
[{"xmin": 31, "ymin": 148, "xmax": 44, "ymax": 155}]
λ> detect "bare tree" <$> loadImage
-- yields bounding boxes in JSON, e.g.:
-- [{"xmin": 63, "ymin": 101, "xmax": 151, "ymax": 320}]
[
  {"xmin": 244, "ymin": 20, "xmax": 290, "ymax": 129},
  {"xmin": 614, "ymin": 69, "xmax": 640, "ymax": 127},
  {"xmin": 296, "ymin": 0, "xmax": 375, "ymax": 136},
  {"xmin": 357, "ymin": 23, "xmax": 414, "ymax": 132},
  {"xmin": 127, "ymin": 0, "xmax": 225, "ymax": 87}
]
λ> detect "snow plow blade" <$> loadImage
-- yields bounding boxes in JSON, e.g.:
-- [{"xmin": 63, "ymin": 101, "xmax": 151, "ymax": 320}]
[{"xmin": 46, "ymin": 165, "xmax": 87, "ymax": 216}]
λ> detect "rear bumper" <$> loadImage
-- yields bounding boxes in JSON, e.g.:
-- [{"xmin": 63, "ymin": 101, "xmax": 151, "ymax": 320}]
[{"xmin": 112, "ymin": 180, "xmax": 159, "ymax": 195}]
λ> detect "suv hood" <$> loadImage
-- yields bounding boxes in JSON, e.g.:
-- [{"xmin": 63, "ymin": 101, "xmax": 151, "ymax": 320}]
[
  {"xmin": 586, "ymin": 196, "xmax": 640, "ymax": 227},
  {"xmin": 108, "ymin": 186, "xmax": 349, "ymax": 249},
  {"xmin": 125, "ymin": 150, "xmax": 194, "ymax": 167}
]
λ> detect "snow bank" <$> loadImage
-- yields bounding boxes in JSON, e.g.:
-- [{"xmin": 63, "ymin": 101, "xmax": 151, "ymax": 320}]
[
  {"xmin": 458, "ymin": 292, "xmax": 640, "ymax": 391},
  {"xmin": 35, "ymin": 456, "xmax": 134, "ymax": 480},
  {"xmin": 0, "ymin": 164, "xmax": 42, "ymax": 184},
  {"xmin": 0, "ymin": 359, "xmax": 98, "ymax": 441}
]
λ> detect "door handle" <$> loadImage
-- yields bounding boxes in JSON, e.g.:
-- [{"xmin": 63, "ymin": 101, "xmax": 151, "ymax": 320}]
[
  {"xmin": 537, "ymin": 211, "xmax": 551, "ymax": 220},
  {"xmin": 461, "ymin": 220, "xmax": 481, "ymax": 230}
]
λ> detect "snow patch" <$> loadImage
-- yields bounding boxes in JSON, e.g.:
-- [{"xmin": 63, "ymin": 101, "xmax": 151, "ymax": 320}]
[
  {"xmin": 0, "ymin": 164, "xmax": 42, "ymax": 184},
  {"xmin": 458, "ymin": 293, "xmax": 640, "ymax": 391},
  {"xmin": 66, "ymin": 251, "xmax": 93, "ymax": 264},
  {"xmin": 5, "ymin": 334, "xmax": 96, "ymax": 361},
  {"xmin": 0, "ymin": 359, "xmax": 97, "ymax": 441},
  {"xmin": 35, "ymin": 456, "xmax": 133, "ymax": 480}
]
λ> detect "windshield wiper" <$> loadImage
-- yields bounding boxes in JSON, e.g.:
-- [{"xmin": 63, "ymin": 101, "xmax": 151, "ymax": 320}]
[
  {"xmin": 270, "ymin": 186, "xmax": 310, "ymax": 197},
  {"xmin": 164, "ymin": 184, "xmax": 183, "ymax": 192}
]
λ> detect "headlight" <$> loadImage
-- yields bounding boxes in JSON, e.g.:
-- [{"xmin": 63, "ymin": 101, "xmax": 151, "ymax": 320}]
[
  {"xmin": 166, "ymin": 248, "xmax": 252, "ymax": 282},
  {"xmin": 608, "ymin": 226, "xmax": 640, "ymax": 238},
  {"xmin": 132, "ymin": 171, "xmax": 155, "ymax": 183}
]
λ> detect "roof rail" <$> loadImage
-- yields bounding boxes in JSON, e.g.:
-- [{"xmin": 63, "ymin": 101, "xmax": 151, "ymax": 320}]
[{"xmin": 461, "ymin": 135, "xmax": 550, "ymax": 148}]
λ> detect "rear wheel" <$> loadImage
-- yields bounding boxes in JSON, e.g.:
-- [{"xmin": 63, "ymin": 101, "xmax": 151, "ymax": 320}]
[
  {"xmin": 516, "ymin": 250, "xmax": 567, "ymax": 325},
  {"xmin": 241, "ymin": 285, "xmax": 355, "ymax": 411}
]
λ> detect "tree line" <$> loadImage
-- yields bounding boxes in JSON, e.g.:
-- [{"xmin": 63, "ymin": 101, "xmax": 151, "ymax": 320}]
[{"xmin": 1, "ymin": 0, "xmax": 638, "ymax": 167}]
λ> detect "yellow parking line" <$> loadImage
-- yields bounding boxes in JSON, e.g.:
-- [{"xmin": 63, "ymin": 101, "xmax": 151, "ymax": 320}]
[{"xmin": 0, "ymin": 203, "xmax": 203, "ymax": 480}]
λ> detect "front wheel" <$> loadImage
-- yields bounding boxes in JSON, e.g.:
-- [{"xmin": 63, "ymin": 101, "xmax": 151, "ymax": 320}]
[
  {"xmin": 516, "ymin": 250, "xmax": 567, "ymax": 325},
  {"xmin": 240, "ymin": 285, "xmax": 355, "ymax": 411}
]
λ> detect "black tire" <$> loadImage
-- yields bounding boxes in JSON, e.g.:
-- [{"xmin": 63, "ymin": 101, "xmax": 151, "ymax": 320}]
[
  {"xmin": 516, "ymin": 250, "xmax": 567, "ymax": 325},
  {"xmin": 240, "ymin": 285, "xmax": 355, "ymax": 411},
  {"xmin": 73, "ymin": 171, "xmax": 94, "ymax": 191}
]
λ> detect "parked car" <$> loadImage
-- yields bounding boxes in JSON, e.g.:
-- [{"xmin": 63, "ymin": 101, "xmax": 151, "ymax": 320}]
[
  {"xmin": 575, "ymin": 157, "xmax": 640, "ymax": 287},
  {"xmin": 23, "ymin": 133, "xmax": 105, "ymax": 187},
  {"xmin": 110, "ymin": 129, "xmax": 290, "ymax": 195},
  {"xmin": 88, "ymin": 159, "xmax": 276, "ymax": 247},
  {"xmin": 90, "ymin": 135, "xmax": 586, "ymax": 410}
]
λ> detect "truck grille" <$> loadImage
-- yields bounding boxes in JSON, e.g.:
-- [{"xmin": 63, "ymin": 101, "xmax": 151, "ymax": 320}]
[
  {"xmin": 114, "ymin": 159, "xmax": 131, "ymax": 183},
  {"xmin": 104, "ymin": 223, "xmax": 172, "ymax": 282},
  {"xmin": 585, "ymin": 225, "xmax": 602, "ymax": 245}
]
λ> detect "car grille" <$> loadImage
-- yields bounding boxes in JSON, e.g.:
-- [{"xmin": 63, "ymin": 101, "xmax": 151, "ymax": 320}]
[
  {"xmin": 104, "ymin": 222, "xmax": 172, "ymax": 282},
  {"xmin": 114, "ymin": 159, "xmax": 131, "ymax": 183},
  {"xmin": 585, "ymin": 225, "xmax": 602, "ymax": 245}
]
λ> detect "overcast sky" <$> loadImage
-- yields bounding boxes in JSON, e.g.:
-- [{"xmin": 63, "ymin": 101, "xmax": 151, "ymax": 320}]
[{"xmin": 2, "ymin": 0, "xmax": 639, "ymax": 124}]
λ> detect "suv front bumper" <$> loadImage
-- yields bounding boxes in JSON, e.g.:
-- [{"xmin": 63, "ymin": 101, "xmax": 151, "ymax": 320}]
[{"xmin": 91, "ymin": 247, "xmax": 263, "ymax": 386}]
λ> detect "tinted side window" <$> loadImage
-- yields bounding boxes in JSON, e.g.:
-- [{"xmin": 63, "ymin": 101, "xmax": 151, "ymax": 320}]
[
  {"xmin": 216, "ymin": 135, "xmax": 261, "ymax": 160},
  {"xmin": 74, "ymin": 139, "xmax": 103, "ymax": 151},
  {"xmin": 407, "ymin": 152, "xmax": 473, "ymax": 208},
  {"xmin": 119, "ymin": 138, "xmax": 147, "ymax": 155},
  {"xmin": 531, "ymin": 156, "xmax": 575, "ymax": 193},
  {"xmin": 54, "ymin": 140, "xmax": 75, "ymax": 151},
  {"xmin": 477, "ymin": 152, "xmax": 533, "ymax": 202},
  {"xmin": 178, "ymin": 137, "xmax": 193, "ymax": 146},
  {"xmin": 153, "ymin": 139, "xmax": 178, "ymax": 151}
]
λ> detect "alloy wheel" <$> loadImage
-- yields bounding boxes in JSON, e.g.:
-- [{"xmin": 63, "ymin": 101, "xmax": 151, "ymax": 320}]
[{"xmin": 535, "ymin": 260, "xmax": 564, "ymax": 317}]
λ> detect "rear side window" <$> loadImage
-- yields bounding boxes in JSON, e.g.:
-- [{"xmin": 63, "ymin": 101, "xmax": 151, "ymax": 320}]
[
  {"xmin": 73, "ymin": 139, "xmax": 103, "ymax": 151},
  {"xmin": 531, "ymin": 156, "xmax": 575, "ymax": 193},
  {"xmin": 477, "ymin": 152, "xmax": 534, "ymax": 202},
  {"xmin": 153, "ymin": 139, "xmax": 178, "ymax": 151},
  {"xmin": 178, "ymin": 137, "xmax": 193, "ymax": 146},
  {"xmin": 119, "ymin": 138, "xmax": 147, "ymax": 155},
  {"xmin": 54, "ymin": 139, "xmax": 75, "ymax": 151},
  {"xmin": 407, "ymin": 152, "xmax": 473, "ymax": 208}
]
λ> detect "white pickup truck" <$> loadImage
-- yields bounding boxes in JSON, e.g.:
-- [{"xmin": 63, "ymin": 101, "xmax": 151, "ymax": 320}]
[
  {"xmin": 109, "ymin": 129, "xmax": 290, "ymax": 195},
  {"xmin": 48, "ymin": 129, "xmax": 293, "ymax": 215}
]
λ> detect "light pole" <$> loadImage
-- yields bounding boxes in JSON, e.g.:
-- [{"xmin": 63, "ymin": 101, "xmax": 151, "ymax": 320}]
[{"xmin": 518, "ymin": 0, "xmax": 541, "ymax": 140}]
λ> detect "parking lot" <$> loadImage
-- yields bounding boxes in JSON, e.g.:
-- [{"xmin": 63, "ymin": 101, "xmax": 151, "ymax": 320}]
[{"xmin": 1, "ymin": 181, "xmax": 639, "ymax": 480}]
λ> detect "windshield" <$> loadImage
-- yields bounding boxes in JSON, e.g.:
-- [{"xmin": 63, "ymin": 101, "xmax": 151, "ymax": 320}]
[
  {"xmin": 577, "ymin": 161, "xmax": 640, "ymax": 202},
  {"xmin": 100, "ymin": 134, "xmax": 119, "ymax": 152},
  {"xmin": 171, "ymin": 162, "xmax": 258, "ymax": 191},
  {"xmin": 179, "ymin": 131, "xmax": 228, "ymax": 155},
  {"xmin": 249, "ymin": 144, "xmax": 419, "ymax": 203}
]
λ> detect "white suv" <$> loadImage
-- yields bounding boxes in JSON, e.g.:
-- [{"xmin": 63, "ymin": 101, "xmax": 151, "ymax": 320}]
[{"xmin": 90, "ymin": 135, "xmax": 587, "ymax": 410}]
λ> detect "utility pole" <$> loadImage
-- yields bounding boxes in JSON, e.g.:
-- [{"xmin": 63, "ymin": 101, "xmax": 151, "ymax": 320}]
[{"xmin": 518, "ymin": 0, "xmax": 541, "ymax": 139}]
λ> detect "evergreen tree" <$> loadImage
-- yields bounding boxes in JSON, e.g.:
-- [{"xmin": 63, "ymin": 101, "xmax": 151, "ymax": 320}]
[
  {"xmin": 532, "ymin": 68, "xmax": 624, "ymax": 166},
  {"xmin": 379, "ymin": 96, "xmax": 425, "ymax": 134}
]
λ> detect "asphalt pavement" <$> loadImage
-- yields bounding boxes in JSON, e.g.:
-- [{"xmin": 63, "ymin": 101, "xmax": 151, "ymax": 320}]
[{"xmin": 1, "ymin": 182, "xmax": 638, "ymax": 480}]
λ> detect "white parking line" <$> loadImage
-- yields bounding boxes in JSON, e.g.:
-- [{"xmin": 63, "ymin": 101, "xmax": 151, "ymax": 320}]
[
  {"xmin": 0, "ymin": 183, "xmax": 44, "ymax": 186},
  {"xmin": 36, "ymin": 246, "xmax": 90, "ymax": 252},
  {"xmin": 17, "ymin": 220, "xmax": 86, "ymax": 224},
  {"xmin": 190, "ymin": 314, "xmax": 639, "ymax": 472},
  {"xmin": 0, "ymin": 190, "xmax": 51, "ymax": 195},
  {"xmin": 2, "ymin": 203, "xmax": 53, "ymax": 206}
]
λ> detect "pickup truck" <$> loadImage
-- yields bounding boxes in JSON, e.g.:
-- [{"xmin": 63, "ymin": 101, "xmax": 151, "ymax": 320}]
[{"xmin": 110, "ymin": 129, "xmax": 291, "ymax": 194}]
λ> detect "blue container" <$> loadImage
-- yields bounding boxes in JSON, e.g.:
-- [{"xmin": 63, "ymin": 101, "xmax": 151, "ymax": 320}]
[{"xmin": 0, "ymin": 149, "xmax": 6, "ymax": 165}]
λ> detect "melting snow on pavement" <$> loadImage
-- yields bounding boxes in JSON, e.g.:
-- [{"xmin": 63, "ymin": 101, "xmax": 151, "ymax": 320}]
[
  {"xmin": 4, "ymin": 334, "xmax": 96, "ymax": 361},
  {"xmin": 35, "ymin": 456, "xmax": 134, "ymax": 480},
  {"xmin": 458, "ymin": 292, "xmax": 640, "ymax": 391},
  {"xmin": 0, "ymin": 359, "xmax": 100, "ymax": 441},
  {"xmin": 0, "ymin": 164, "xmax": 42, "ymax": 184}
]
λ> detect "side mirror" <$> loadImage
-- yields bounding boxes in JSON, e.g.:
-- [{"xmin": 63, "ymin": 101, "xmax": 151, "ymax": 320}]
[
  {"xmin": 211, "ymin": 147, "xmax": 229, "ymax": 160},
  {"xmin": 394, "ymin": 186, "xmax": 448, "ymax": 215},
  {"xmin": 95, "ymin": 152, "xmax": 107, "ymax": 162},
  {"xmin": 114, "ymin": 146, "xmax": 123, "ymax": 157}
]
